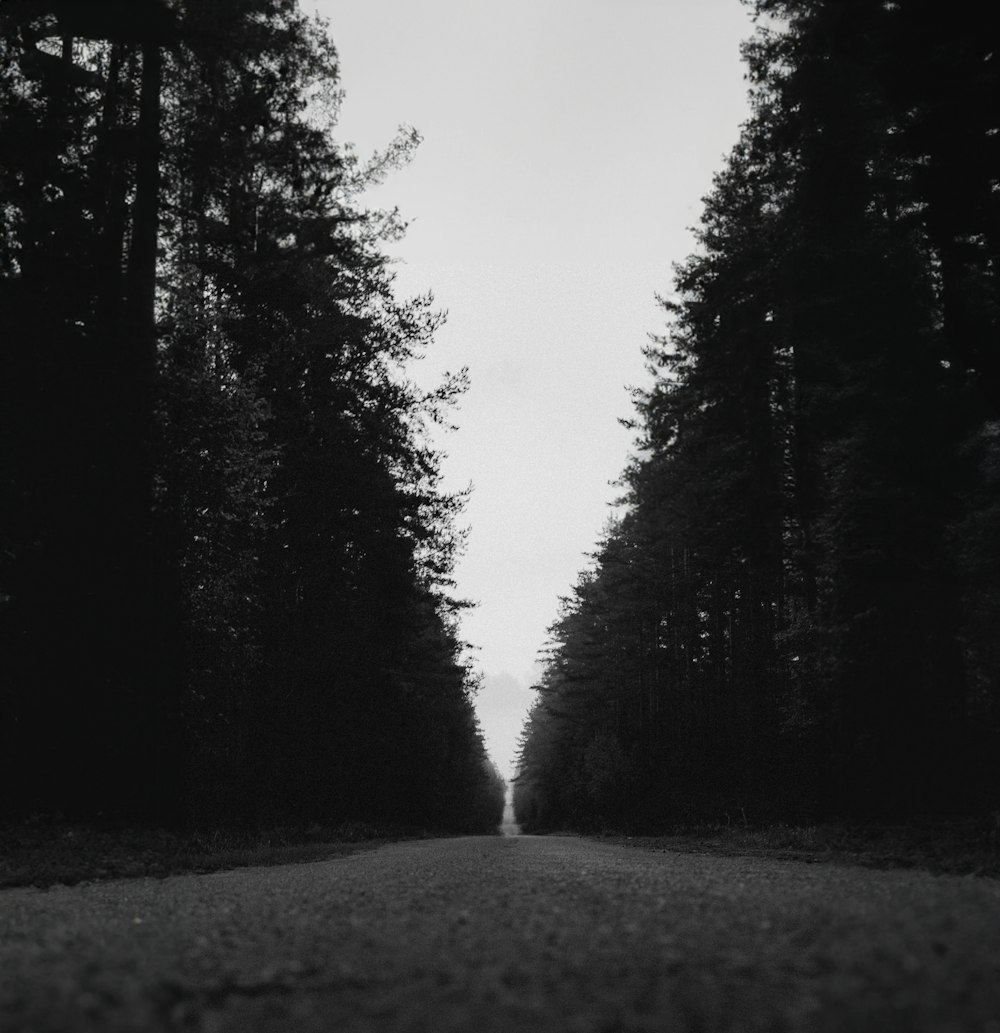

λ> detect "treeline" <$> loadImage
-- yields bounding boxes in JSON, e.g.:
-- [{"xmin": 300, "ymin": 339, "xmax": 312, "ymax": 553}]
[
  {"xmin": 515, "ymin": 0, "xmax": 1000, "ymax": 831},
  {"xmin": 0, "ymin": 0, "xmax": 504, "ymax": 832}
]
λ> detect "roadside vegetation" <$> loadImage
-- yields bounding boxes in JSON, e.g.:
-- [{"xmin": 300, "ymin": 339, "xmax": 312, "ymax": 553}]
[
  {"xmin": 0, "ymin": 1, "xmax": 505, "ymax": 835},
  {"xmin": 515, "ymin": 0, "xmax": 1000, "ymax": 836},
  {"xmin": 0, "ymin": 820, "xmax": 446, "ymax": 890},
  {"xmin": 596, "ymin": 818, "xmax": 1000, "ymax": 880}
]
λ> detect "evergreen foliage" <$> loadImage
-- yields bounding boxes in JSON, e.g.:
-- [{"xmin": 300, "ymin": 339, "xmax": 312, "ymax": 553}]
[
  {"xmin": 516, "ymin": 0, "xmax": 1000, "ymax": 830},
  {"xmin": 0, "ymin": 0, "xmax": 503, "ymax": 831}
]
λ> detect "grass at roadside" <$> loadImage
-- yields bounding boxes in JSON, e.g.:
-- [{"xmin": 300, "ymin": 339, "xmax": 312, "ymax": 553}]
[
  {"xmin": 596, "ymin": 817, "xmax": 1000, "ymax": 879},
  {"xmin": 0, "ymin": 820, "xmax": 413, "ymax": 890}
]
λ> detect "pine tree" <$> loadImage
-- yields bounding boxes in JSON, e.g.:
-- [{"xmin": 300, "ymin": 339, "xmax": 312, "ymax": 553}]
[{"xmin": 1, "ymin": 0, "xmax": 502, "ymax": 830}]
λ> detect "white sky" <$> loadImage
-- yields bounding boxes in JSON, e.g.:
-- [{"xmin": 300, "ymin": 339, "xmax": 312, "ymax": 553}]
[{"xmin": 311, "ymin": 0, "xmax": 755, "ymax": 778}]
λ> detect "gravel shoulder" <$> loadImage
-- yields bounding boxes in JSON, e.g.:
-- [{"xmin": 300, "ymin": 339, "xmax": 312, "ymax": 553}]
[{"xmin": 3, "ymin": 835, "xmax": 1000, "ymax": 1032}]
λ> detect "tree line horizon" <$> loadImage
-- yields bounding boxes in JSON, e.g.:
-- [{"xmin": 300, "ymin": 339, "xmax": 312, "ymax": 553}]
[
  {"xmin": 515, "ymin": 0, "xmax": 1000, "ymax": 831},
  {"xmin": 3, "ymin": 0, "xmax": 997, "ymax": 837},
  {"xmin": 1, "ymin": 0, "xmax": 504, "ymax": 831}
]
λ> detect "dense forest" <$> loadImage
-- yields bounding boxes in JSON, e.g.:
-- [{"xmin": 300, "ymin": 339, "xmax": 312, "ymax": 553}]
[
  {"xmin": 515, "ymin": 0, "xmax": 1000, "ymax": 831},
  {"xmin": 0, "ymin": 0, "xmax": 504, "ymax": 832}
]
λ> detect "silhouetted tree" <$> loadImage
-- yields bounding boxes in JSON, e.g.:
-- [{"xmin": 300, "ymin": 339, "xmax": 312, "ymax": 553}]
[
  {"xmin": 517, "ymin": 0, "xmax": 1000, "ymax": 831},
  {"xmin": 1, "ymin": 0, "xmax": 501, "ymax": 831}
]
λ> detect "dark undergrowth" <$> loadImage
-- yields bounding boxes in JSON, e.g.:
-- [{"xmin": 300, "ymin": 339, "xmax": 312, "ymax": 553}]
[
  {"xmin": 589, "ymin": 816, "xmax": 1000, "ymax": 879},
  {"xmin": 0, "ymin": 819, "xmax": 427, "ymax": 890}
]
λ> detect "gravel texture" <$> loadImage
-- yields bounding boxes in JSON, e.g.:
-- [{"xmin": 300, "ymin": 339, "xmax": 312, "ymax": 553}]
[{"xmin": 2, "ymin": 834, "xmax": 1000, "ymax": 1032}]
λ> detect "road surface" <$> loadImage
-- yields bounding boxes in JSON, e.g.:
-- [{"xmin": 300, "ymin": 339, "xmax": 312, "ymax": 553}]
[{"xmin": 2, "ymin": 834, "xmax": 999, "ymax": 1032}]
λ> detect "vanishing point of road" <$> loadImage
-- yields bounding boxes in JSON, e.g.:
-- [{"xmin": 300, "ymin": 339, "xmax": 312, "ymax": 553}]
[{"xmin": 3, "ymin": 833, "xmax": 999, "ymax": 1032}]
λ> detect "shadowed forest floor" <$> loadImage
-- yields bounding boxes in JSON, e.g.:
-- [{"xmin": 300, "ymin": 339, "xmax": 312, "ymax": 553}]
[
  {"xmin": 3, "ymin": 817, "xmax": 998, "ymax": 891},
  {"xmin": 0, "ymin": 821, "xmax": 424, "ymax": 890},
  {"xmin": 599, "ymin": 817, "xmax": 1000, "ymax": 880}
]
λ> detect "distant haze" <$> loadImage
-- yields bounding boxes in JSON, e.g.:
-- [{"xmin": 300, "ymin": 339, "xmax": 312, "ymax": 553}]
[{"xmin": 312, "ymin": 0, "xmax": 755, "ymax": 777}]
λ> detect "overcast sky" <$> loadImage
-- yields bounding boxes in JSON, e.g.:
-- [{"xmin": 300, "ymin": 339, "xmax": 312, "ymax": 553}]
[{"xmin": 311, "ymin": 0, "xmax": 755, "ymax": 778}]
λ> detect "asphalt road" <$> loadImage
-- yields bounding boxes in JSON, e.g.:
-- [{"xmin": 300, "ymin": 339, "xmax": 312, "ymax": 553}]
[{"xmin": 3, "ymin": 834, "xmax": 1000, "ymax": 1032}]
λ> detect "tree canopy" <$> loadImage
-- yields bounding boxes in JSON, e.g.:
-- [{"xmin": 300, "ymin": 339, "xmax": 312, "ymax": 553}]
[
  {"xmin": 515, "ymin": 0, "xmax": 1000, "ymax": 831},
  {"xmin": 0, "ymin": 0, "xmax": 504, "ymax": 832}
]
